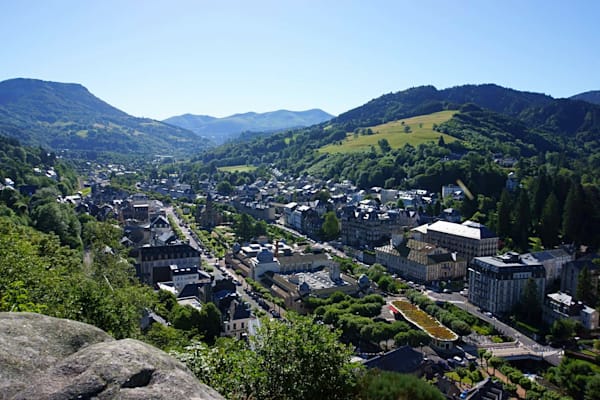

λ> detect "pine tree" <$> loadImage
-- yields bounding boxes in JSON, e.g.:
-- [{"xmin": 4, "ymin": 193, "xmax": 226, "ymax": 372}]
[
  {"xmin": 532, "ymin": 172, "xmax": 549, "ymax": 223},
  {"xmin": 518, "ymin": 277, "xmax": 542, "ymax": 324},
  {"xmin": 513, "ymin": 190, "xmax": 531, "ymax": 251},
  {"xmin": 496, "ymin": 189, "xmax": 512, "ymax": 239},
  {"xmin": 576, "ymin": 266, "xmax": 595, "ymax": 305},
  {"xmin": 562, "ymin": 182, "xmax": 584, "ymax": 244},
  {"xmin": 539, "ymin": 192, "xmax": 561, "ymax": 248}
]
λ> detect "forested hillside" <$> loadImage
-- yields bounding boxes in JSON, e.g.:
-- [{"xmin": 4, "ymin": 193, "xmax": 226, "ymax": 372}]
[
  {"xmin": 188, "ymin": 84, "xmax": 600, "ymax": 248},
  {"xmin": 0, "ymin": 78, "xmax": 209, "ymax": 158}
]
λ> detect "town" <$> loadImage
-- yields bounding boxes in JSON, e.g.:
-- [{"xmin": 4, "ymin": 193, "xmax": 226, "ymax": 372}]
[{"xmin": 52, "ymin": 159, "xmax": 598, "ymax": 400}]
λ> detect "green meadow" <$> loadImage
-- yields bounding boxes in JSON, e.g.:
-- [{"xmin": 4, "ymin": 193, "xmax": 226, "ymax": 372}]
[
  {"xmin": 319, "ymin": 110, "xmax": 458, "ymax": 154},
  {"xmin": 217, "ymin": 164, "xmax": 258, "ymax": 173}
]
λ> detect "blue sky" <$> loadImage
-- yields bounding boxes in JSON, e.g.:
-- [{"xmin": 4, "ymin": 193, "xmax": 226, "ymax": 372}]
[{"xmin": 1, "ymin": 1, "xmax": 599, "ymax": 119}]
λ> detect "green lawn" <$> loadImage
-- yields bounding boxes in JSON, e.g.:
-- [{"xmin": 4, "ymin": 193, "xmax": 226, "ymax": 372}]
[
  {"xmin": 319, "ymin": 110, "xmax": 458, "ymax": 154},
  {"xmin": 217, "ymin": 164, "xmax": 257, "ymax": 173}
]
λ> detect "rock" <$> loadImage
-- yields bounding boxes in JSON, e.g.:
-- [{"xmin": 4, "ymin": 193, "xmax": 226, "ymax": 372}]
[{"xmin": 0, "ymin": 312, "xmax": 224, "ymax": 400}]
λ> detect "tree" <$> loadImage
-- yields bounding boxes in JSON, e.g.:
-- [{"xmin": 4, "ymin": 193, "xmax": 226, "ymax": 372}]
[
  {"xmin": 175, "ymin": 314, "xmax": 359, "ymax": 400},
  {"xmin": 539, "ymin": 192, "xmax": 561, "ymax": 248},
  {"xmin": 585, "ymin": 374, "xmax": 600, "ymax": 400},
  {"xmin": 496, "ymin": 189, "xmax": 512, "ymax": 239},
  {"xmin": 216, "ymin": 180, "xmax": 233, "ymax": 195},
  {"xmin": 547, "ymin": 318, "xmax": 576, "ymax": 345},
  {"xmin": 198, "ymin": 302, "xmax": 222, "ymax": 344},
  {"xmin": 357, "ymin": 369, "xmax": 444, "ymax": 400},
  {"xmin": 378, "ymin": 138, "xmax": 391, "ymax": 153},
  {"xmin": 234, "ymin": 213, "xmax": 254, "ymax": 242},
  {"xmin": 438, "ymin": 135, "xmax": 446, "ymax": 147},
  {"xmin": 562, "ymin": 182, "xmax": 584, "ymax": 244},
  {"xmin": 576, "ymin": 266, "xmax": 596, "ymax": 305},
  {"xmin": 516, "ymin": 278, "xmax": 542, "ymax": 324},
  {"xmin": 321, "ymin": 211, "xmax": 340, "ymax": 241},
  {"xmin": 512, "ymin": 190, "xmax": 531, "ymax": 251}
]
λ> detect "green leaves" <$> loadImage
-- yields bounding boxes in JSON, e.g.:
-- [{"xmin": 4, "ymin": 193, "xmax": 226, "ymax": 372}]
[{"xmin": 175, "ymin": 314, "xmax": 359, "ymax": 400}]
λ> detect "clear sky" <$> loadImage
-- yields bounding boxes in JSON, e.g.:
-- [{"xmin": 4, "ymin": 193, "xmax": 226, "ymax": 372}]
[{"xmin": 1, "ymin": 1, "xmax": 599, "ymax": 120}]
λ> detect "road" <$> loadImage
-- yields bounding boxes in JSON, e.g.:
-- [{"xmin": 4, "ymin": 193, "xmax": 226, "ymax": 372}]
[{"xmin": 167, "ymin": 207, "xmax": 283, "ymax": 317}]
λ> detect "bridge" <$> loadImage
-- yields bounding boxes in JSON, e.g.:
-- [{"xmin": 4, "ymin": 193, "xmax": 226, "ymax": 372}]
[{"xmin": 483, "ymin": 342, "xmax": 563, "ymax": 365}]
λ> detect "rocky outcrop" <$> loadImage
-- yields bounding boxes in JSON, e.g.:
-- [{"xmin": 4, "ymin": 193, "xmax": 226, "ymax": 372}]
[{"xmin": 0, "ymin": 312, "xmax": 224, "ymax": 400}]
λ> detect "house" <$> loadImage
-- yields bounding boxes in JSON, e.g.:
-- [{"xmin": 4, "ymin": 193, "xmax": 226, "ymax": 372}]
[
  {"xmin": 340, "ymin": 204, "xmax": 406, "ymax": 249},
  {"xmin": 133, "ymin": 244, "xmax": 201, "ymax": 286},
  {"xmin": 521, "ymin": 249, "xmax": 573, "ymax": 289},
  {"xmin": 222, "ymin": 300, "xmax": 254, "ymax": 340},
  {"xmin": 440, "ymin": 208, "xmax": 461, "ymax": 223},
  {"xmin": 543, "ymin": 292, "xmax": 599, "ymax": 330},
  {"xmin": 363, "ymin": 346, "xmax": 424, "ymax": 374},
  {"xmin": 441, "ymin": 184, "xmax": 464, "ymax": 200},
  {"xmin": 560, "ymin": 253, "xmax": 600, "ymax": 301}
]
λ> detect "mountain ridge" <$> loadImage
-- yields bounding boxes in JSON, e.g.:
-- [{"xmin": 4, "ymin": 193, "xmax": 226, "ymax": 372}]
[
  {"xmin": 570, "ymin": 90, "xmax": 600, "ymax": 105},
  {"xmin": 164, "ymin": 108, "xmax": 333, "ymax": 144},
  {"xmin": 0, "ymin": 78, "xmax": 210, "ymax": 157}
]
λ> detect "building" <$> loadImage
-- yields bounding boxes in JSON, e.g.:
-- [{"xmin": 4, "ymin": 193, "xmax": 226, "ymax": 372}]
[
  {"xmin": 412, "ymin": 220, "xmax": 498, "ymax": 264},
  {"xmin": 521, "ymin": 249, "xmax": 573, "ymax": 289},
  {"xmin": 266, "ymin": 266, "xmax": 360, "ymax": 313},
  {"xmin": 543, "ymin": 292, "xmax": 599, "ymax": 331},
  {"xmin": 441, "ymin": 184, "xmax": 464, "ymax": 200},
  {"xmin": 222, "ymin": 300, "xmax": 255, "ymax": 340},
  {"xmin": 233, "ymin": 198, "xmax": 276, "ymax": 222},
  {"xmin": 196, "ymin": 193, "xmax": 222, "ymax": 229},
  {"xmin": 468, "ymin": 253, "xmax": 545, "ymax": 315},
  {"xmin": 363, "ymin": 346, "xmax": 424, "ymax": 374},
  {"xmin": 248, "ymin": 247, "xmax": 281, "ymax": 280},
  {"xmin": 133, "ymin": 244, "xmax": 201, "ymax": 285},
  {"xmin": 560, "ymin": 253, "xmax": 600, "ymax": 301},
  {"xmin": 375, "ymin": 239, "xmax": 467, "ymax": 283},
  {"xmin": 340, "ymin": 203, "xmax": 416, "ymax": 249}
]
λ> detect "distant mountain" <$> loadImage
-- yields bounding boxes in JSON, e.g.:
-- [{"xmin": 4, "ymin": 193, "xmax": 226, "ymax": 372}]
[
  {"xmin": 570, "ymin": 90, "xmax": 600, "ymax": 105},
  {"xmin": 164, "ymin": 109, "xmax": 333, "ymax": 144},
  {"xmin": 0, "ymin": 78, "xmax": 210, "ymax": 157}
]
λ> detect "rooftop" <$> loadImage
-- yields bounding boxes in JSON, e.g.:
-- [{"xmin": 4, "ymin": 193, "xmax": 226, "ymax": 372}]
[
  {"xmin": 423, "ymin": 220, "xmax": 497, "ymax": 240},
  {"xmin": 286, "ymin": 269, "xmax": 347, "ymax": 291}
]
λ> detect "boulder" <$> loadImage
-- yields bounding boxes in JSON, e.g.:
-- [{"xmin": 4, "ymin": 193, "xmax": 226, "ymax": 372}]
[{"xmin": 0, "ymin": 312, "xmax": 224, "ymax": 400}]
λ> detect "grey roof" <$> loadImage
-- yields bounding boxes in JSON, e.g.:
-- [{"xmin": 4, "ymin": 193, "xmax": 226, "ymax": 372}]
[
  {"xmin": 363, "ymin": 346, "xmax": 423, "ymax": 373},
  {"xmin": 231, "ymin": 302, "xmax": 251, "ymax": 320}
]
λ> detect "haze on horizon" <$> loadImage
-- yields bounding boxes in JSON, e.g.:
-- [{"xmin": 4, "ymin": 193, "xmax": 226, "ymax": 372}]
[{"xmin": 1, "ymin": 0, "xmax": 599, "ymax": 120}]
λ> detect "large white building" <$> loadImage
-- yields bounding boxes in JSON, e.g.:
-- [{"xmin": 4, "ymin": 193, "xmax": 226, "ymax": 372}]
[
  {"xmin": 468, "ymin": 253, "xmax": 545, "ymax": 315},
  {"xmin": 411, "ymin": 220, "xmax": 498, "ymax": 264},
  {"xmin": 375, "ymin": 239, "xmax": 466, "ymax": 283}
]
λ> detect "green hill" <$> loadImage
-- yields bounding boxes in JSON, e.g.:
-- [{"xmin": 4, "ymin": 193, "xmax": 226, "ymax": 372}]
[
  {"xmin": 0, "ymin": 78, "xmax": 210, "ymax": 158},
  {"xmin": 320, "ymin": 111, "xmax": 457, "ymax": 154}
]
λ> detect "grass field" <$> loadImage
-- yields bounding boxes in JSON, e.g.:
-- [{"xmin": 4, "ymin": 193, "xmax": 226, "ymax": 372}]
[
  {"xmin": 217, "ymin": 164, "xmax": 257, "ymax": 173},
  {"xmin": 319, "ymin": 110, "xmax": 458, "ymax": 154}
]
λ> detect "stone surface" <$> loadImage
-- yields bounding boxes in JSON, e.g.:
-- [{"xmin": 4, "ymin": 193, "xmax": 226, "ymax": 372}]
[{"xmin": 0, "ymin": 312, "xmax": 224, "ymax": 400}]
